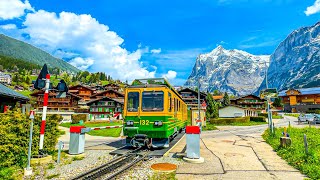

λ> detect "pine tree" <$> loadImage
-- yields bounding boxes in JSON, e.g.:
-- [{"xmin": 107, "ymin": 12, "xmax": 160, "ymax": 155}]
[
  {"xmin": 273, "ymin": 97, "xmax": 282, "ymax": 107},
  {"xmin": 206, "ymin": 93, "xmax": 219, "ymax": 119},
  {"xmin": 222, "ymin": 92, "xmax": 230, "ymax": 107}
]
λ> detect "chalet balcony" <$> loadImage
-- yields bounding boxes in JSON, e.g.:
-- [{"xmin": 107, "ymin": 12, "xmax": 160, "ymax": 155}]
[
  {"xmin": 238, "ymin": 101, "xmax": 265, "ymax": 105},
  {"xmin": 74, "ymin": 109, "xmax": 90, "ymax": 113}
]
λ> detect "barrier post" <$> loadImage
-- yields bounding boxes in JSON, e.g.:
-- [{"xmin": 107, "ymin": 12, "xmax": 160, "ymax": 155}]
[
  {"xmin": 39, "ymin": 74, "xmax": 50, "ymax": 155},
  {"xmin": 183, "ymin": 126, "xmax": 204, "ymax": 163}
]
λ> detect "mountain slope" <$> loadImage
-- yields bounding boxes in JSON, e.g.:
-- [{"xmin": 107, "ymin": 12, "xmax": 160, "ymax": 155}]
[
  {"xmin": 185, "ymin": 46, "xmax": 270, "ymax": 95},
  {"xmin": 257, "ymin": 22, "xmax": 320, "ymax": 92},
  {"xmin": 0, "ymin": 34, "xmax": 79, "ymax": 73}
]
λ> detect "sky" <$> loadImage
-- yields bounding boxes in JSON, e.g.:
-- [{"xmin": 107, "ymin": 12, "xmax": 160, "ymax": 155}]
[{"xmin": 0, "ymin": 0, "xmax": 319, "ymax": 85}]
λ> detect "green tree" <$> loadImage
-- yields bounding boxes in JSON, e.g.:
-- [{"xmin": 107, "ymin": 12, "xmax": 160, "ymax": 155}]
[
  {"xmin": 206, "ymin": 93, "xmax": 219, "ymax": 119},
  {"xmin": 25, "ymin": 76, "xmax": 31, "ymax": 84},
  {"xmin": 273, "ymin": 97, "xmax": 283, "ymax": 107},
  {"xmin": 0, "ymin": 65, "xmax": 3, "ymax": 71},
  {"xmin": 213, "ymin": 90, "xmax": 220, "ymax": 95},
  {"xmin": 222, "ymin": 92, "xmax": 230, "ymax": 107}
]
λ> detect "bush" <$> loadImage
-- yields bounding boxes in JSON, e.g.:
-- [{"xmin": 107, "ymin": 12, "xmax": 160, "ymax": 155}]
[
  {"xmin": 71, "ymin": 114, "xmax": 87, "ymax": 124},
  {"xmin": 258, "ymin": 113, "xmax": 268, "ymax": 118},
  {"xmin": 315, "ymin": 110, "xmax": 320, "ymax": 114},
  {"xmin": 0, "ymin": 110, "xmax": 61, "ymax": 176},
  {"xmin": 210, "ymin": 116, "xmax": 250, "ymax": 125},
  {"xmin": 250, "ymin": 116, "xmax": 266, "ymax": 122}
]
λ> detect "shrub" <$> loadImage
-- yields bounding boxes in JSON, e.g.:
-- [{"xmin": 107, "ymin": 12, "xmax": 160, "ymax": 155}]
[
  {"xmin": 315, "ymin": 110, "xmax": 320, "ymax": 114},
  {"xmin": 210, "ymin": 116, "xmax": 250, "ymax": 125},
  {"xmin": 71, "ymin": 114, "xmax": 87, "ymax": 124},
  {"xmin": 250, "ymin": 116, "xmax": 266, "ymax": 122},
  {"xmin": 258, "ymin": 113, "xmax": 268, "ymax": 118},
  {"xmin": 0, "ymin": 110, "xmax": 61, "ymax": 175}
]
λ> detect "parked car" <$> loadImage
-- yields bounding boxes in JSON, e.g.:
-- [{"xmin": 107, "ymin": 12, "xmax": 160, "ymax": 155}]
[
  {"xmin": 305, "ymin": 114, "xmax": 315, "ymax": 122},
  {"xmin": 313, "ymin": 114, "xmax": 320, "ymax": 124},
  {"xmin": 298, "ymin": 113, "xmax": 307, "ymax": 122}
]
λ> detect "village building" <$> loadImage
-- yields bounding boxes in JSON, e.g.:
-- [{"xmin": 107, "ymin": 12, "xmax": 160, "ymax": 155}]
[
  {"xmin": 178, "ymin": 88, "xmax": 207, "ymax": 110},
  {"xmin": 230, "ymin": 94, "xmax": 266, "ymax": 110},
  {"xmin": 69, "ymin": 84, "xmax": 95, "ymax": 101},
  {"xmin": 90, "ymin": 89, "xmax": 124, "ymax": 99},
  {"xmin": 278, "ymin": 87, "xmax": 320, "ymax": 113},
  {"xmin": 86, "ymin": 97, "xmax": 124, "ymax": 120},
  {"xmin": 219, "ymin": 105, "xmax": 258, "ymax": 118},
  {"xmin": 0, "ymin": 73, "xmax": 11, "ymax": 84},
  {"xmin": 30, "ymin": 90, "xmax": 82, "ymax": 112},
  {"xmin": 104, "ymin": 83, "xmax": 121, "ymax": 91},
  {"xmin": 0, "ymin": 83, "xmax": 29, "ymax": 113}
]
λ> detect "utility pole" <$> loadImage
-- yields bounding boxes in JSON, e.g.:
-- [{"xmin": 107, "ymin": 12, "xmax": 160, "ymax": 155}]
[
  {"xmin": 265, "ymin": 61, "xmax": 273, "ymax": 134},
  {"xmin": 197, "ymin": 78, "xmax": 201, "ymax": 124}
]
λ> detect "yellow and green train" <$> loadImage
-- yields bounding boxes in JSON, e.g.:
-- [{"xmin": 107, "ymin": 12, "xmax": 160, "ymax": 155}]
[{"xmin": 123, "ymin": 78, "xmax": 187, "ymax": 148}]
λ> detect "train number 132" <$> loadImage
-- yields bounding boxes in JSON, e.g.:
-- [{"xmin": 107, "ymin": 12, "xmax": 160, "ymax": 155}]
[{"xmin": 140, "ymin": 120, "xmax": 149, "ymax": 125}]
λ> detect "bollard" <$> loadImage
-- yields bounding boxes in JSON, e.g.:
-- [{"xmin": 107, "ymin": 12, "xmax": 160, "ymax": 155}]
[
  {"xmin": 69, "ymin": 126, "xmax": 86, "ymax": 155},
  {"xmin": 57, "ymin": 141, "xmax": 64, "ymax": 164},
  {"xmin": 183, "ymin": 126, "xmax": 204, "ymax": 163}
]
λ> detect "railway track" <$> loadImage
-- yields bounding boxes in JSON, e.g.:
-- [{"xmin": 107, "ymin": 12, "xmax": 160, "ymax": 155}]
[{"xmin": 71, "ymin": 148, "xmax": 150, "ymax": 180}]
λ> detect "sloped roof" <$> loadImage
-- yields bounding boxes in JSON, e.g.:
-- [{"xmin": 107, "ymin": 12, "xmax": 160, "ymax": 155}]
[
  {"xmin": 90, "ymin": 89, "xmax": 124, "ymax": 98},
  {"xmin": 0, "ymin": 83, "xmax": 29, "ymax": 101},
  {"xmin": 86, "ymin": 96, "xmax": 124, "ymax": 105},
  {"xmin": 69, "ymin": 84, "xmax": 94, "ymax": 91},
  {"xmin": 278, "ymin": 87, "xmax": 320, "ymax": 96}
]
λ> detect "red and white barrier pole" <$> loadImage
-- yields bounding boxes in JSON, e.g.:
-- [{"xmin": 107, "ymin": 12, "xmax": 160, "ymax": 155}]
[{"xmin": 39, "ymin": 74, "xmax": 50, "ymax": 151}]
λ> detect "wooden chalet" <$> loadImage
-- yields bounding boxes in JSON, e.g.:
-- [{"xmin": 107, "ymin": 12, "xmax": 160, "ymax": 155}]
[
  {"xmin": 69, "ymin": 84, "xmax": 95, "ymax": 101},
  {"xmin": 30, "ymin": 90, "xmax": 81, "ymax": 112},
  {"xmin": 178, "ymin": 88, "xmax": 207, "ymax": 109},
  {"xmin": 86, "ymin": 97, "xmax": 124, "ymax": 120},
  {"xmin": 90, "ymin": 89, "xmax": 124, "ymax": 99},
  {"xmin": 230, "ymin": 94, "xmax": 266, "ymax": 110},
  {"xmin": 103, "ymin": 83, "xmax": 120, "ymax": 91},
  {"xmin": 278, "ymin": 87, "xmax": 320, "ymax": 112},
  {"xmin": 0, "ymin": 83, "xmax": 29, "ymax": 113}
]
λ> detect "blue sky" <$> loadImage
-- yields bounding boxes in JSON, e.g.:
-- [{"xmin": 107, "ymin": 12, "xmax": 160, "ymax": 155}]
[{"xmin": 0, "ymin": 0, "xmax": 319, "ymax": 85}]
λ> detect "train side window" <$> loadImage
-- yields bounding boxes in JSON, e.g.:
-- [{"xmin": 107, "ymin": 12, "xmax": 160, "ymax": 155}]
[{"xmin": 168, "ymin": 92, "xmax": 172, "ymax": 112}]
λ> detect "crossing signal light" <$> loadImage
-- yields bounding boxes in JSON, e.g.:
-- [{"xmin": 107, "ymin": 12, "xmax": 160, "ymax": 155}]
[{"xmin": 34, "ymin": 64, "xmax": 49, "ymax": 90}]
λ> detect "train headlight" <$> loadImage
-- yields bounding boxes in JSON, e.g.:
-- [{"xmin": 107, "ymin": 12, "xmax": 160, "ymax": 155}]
[
  {"xmin": 154, "ymin": 121, "xmax": 163, "ymax": 126},
  {"xmin": 126, "ymin": 121, "xmax": 134, "ymax": 126}
]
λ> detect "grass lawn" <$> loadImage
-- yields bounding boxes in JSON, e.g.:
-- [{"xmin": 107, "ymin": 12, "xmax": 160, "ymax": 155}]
[
  {"xmin": 87, "ymin": 128, "xmax": 122, "ymax": 137},
  {"xmin": 284, "ymin": 113, "xmax": 300, "ymax": 118},
  {"xmin": 202, "ymin": 123, "xmax": 218, "ymax": 131},
  {"xmin": 60, "ymin": 121, "xmax": 123, "ymax": 137},
  {"xmin": 263, "ymin": 127, "xmax": 320, "ymax": 179},
  {"xmin": 272, "ymin": 115, "xmax": 283, "ymax": 119},
  {"xmin": 212, "ymin": 121, "xmax": 267, "ymax": 126},
  {"xmin": 60, "ymin": 121, "xmax": 122, "ymax": 128}
]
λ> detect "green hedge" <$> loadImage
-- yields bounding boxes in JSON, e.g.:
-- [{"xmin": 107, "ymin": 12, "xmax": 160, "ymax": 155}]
[
  {"xmin": 71, "ymin": 114, "xmax": 87, "ymax": 124},
  {"xmin": 0, "ymin": 110, "xmax": 61, "ymax": 178},
  {"xmin": 210, "ymin": 116, "xmax": 250, "ymax": 125},
  {"xmin": 250, "ymin": 116, "xmax": 266, "ymax": 122},
  {"xmin": 258, "ymin": 113, "xmax": 268, "ymax": 118}
]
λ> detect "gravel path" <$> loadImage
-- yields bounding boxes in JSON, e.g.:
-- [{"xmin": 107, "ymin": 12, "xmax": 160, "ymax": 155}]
[{"xmin": 25, "ymin": 150, "xmax": 114, "ymax": 180}]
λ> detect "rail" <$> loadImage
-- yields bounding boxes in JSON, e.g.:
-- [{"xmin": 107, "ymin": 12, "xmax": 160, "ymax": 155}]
[{"xmin": 71, "ymin": 148, "xmax": 148, "ymax": 180}]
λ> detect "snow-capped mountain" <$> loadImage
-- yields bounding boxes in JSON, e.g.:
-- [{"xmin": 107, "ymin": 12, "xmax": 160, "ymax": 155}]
[
  {"xmin": 185, "ymin": 45, "xmax": 270, "ymax": 95},
  {"xmin": 257, "ymin": 22, "xmax": 320, "ymax": 92}
]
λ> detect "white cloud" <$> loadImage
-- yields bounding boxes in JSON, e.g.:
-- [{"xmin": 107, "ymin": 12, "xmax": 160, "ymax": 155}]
[
  {"xmin": 69, "ymin": 57, "xmax": 94, "ymax": 70},
  {"xmin": 162, "ymin": 70, "xmax": 177, "ymax": 80},
  {"xmin": 0, "ymin": 24, "xmax": 17, "ymax": 30},
  {"xmin": 0, "ymin": 0, "xmax": 33, "ymax": 20},
  {"xmin": 151, "ymin": 48, "xmax": 161, "ymax": 54},
  {"xmin": 305, "ymin": 0, "xmax": 320, "ymax": 16},
  {"xmin": 22, "ymin": 10, "xmax": 155, "ymax": 80}
]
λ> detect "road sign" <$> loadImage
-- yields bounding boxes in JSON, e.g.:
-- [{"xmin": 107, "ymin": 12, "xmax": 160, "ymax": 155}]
[
  {"xmin": 29, "ymin": 110, "xmax": 35, "ymax": 119},
  {"xmin": 201, "ymin": 100, "xmax": 207, "ymax": 108}
]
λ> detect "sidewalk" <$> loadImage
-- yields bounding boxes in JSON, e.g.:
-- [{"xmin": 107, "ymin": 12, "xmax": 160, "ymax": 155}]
[{"xmin": 170, "ymin": 128, "xmax": 306, "ymax": 180}]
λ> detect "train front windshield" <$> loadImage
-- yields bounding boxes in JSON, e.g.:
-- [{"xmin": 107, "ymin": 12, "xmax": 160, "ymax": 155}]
[
  {"xmin": 142, "ymin": 91, "xmax": 164, "ymax": 111},
  {"xmin": 127, "ymin": 92, "xmax": 139, "ymax": 112}
]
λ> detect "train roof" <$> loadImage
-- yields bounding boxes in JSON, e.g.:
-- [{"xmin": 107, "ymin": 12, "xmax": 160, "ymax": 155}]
[{"xmin": 129, "ymin": 78, "xmax": 183, "ymax": 99}]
